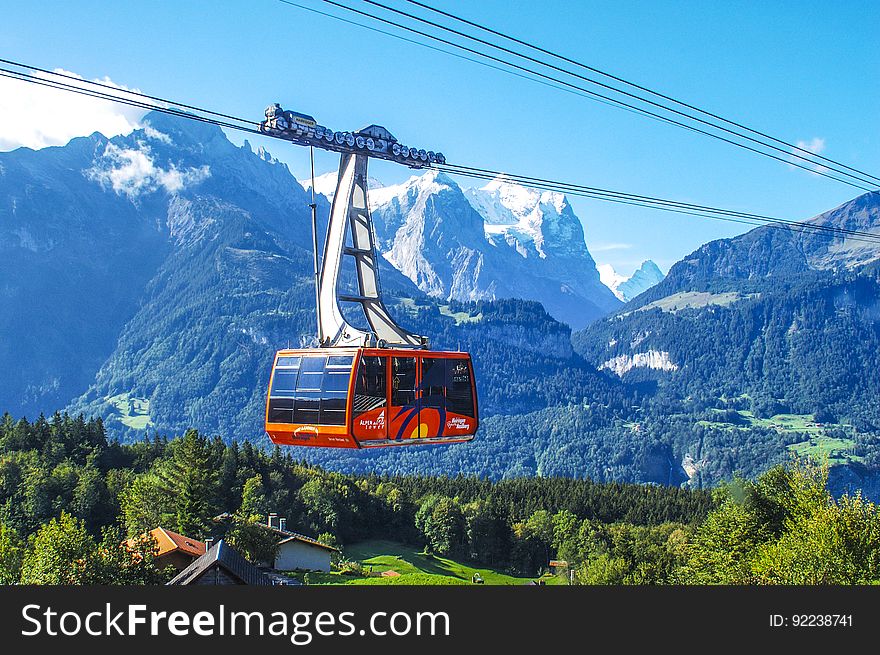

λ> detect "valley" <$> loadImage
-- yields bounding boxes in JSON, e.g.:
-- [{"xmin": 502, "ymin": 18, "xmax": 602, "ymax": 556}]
[{"xmin": 1, "ymin": 112, "xmax": 879, "ymax": 495}]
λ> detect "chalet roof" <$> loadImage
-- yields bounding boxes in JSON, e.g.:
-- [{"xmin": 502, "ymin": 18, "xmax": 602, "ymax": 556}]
[
  {"xmin": 270, "ymin": 526, "xmax": 339, "ymax": 552},
  {"xmin": 167, "ymin": 539, "xmax": 272, "ymax": 586},
  {"xmin": 213, "ymin": 513, "xmax": 338, "ymax": 552},
  {"xmin": 126, "ymin": 527, "xmax": 205, "ymax": 559},
  {"xmin": 154, "ymin": 528, "xmax": 205, "ymax": 558}
]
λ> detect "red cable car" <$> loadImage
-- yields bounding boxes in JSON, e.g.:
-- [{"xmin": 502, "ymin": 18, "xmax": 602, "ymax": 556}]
[
  {"xmin": 260, "ymin": 138, "xmax": 479, "ymax": 449},
  {"xmin": 265, "ymin": 347, "xmax": 478, "ymax": 448}
]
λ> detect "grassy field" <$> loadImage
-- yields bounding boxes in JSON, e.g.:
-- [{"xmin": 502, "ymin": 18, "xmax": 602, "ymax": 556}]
[
  {"xmin": 107, "ymin": 392, "xmax": 152, "ymax": 430},
  {"xmin": 695, "ymin": 409, "xmax": 860, "ymax": 465},
  {"xmin": 438, "ymin": 304, "xmax": 483, "ymax": 325},
  {"xmin": 396, "ymin": 298, "xmax": 482, "ymax": 325},
  {"xmin": 789, "ymin": 436, "xmax": 860, "ymax": 465},
  {"xmin": 300, "ymin": 540, "xmax": 562, "ymax": 586},
  {"xmin": 636, "ymin": 291, "xmax": 753, "ymax": 314}
]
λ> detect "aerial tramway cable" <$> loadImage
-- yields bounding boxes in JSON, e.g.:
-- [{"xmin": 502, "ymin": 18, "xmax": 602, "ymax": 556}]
[
  {"xmin": 2, "ymin": 60, "xmax": 879, "ymax": 245},
  {"xmin": 304, "ymin": 0, "xmax": 878, "ymax": 192},
  {"xmin": 401, "ymin": 0, "xmax": 880, "ymax": 187},
  {"xmin": 274, "ymin": 0, "xmax": 698, "ymax": 129},
  {"xmin": 433, "ymin": 162, "xmax": 880, "ymax": 244}
]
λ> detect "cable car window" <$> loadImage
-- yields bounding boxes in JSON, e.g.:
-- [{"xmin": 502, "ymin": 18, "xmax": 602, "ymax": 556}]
[
  {"xmin": 270, "ymin": 370, "xmax": 298, "ymax": 397},
  {"xmin": 293, "ymin": 391, "xmax": 320, "ymax": 424},
  {"xmin": 322, "ymin": 371, "xmax": 350, "ymax": 392},
  {"xmin": 268, "ymin": 357, "xmax": 302, "ymax": 422},
  {"xmin": 327, "ymin": 355, "xmax": 354, "ymax": 368},
  {"xmin": 446, "ymin": 358, "xmax": 475, "ymax": 418},
  {"xmin": 421, "ymin": 358, "xmax": 446, "ymax": 409},
  {"xmin": 392, "ymin": 357, "xmax": 416, "ymax": 406},
  {"xmin": 320, "ymin": 399, "xmax": 347, "ymax": 425},
  {"xmin": 320, "ymin": 366, "xmax": 350, "ymax": 426},
  {"xmin": 354, "ymin": 356, "xmax": 387, "ymax": 416},
  {"xmin": 268, "ymin": 355, "xmax": 354, "ymax": 426},
  {"xmin": 294, "ymin": 357, "xmax": 323, "ymax": 424},
  {"xmin": 297, "ymin": 355, "xmax": 325, "ymax": 391},
  {"xmin": 268, "ymin": 398, "xmax": 294, "ymax": 423}
]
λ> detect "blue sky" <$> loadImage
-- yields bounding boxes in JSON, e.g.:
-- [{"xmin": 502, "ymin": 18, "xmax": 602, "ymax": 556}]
[{"xmin": 1, "ymin": 0, "xmax": 878, "ymax": 275}]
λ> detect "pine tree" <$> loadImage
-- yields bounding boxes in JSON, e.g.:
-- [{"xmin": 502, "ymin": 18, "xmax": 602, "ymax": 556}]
[{"xmin": 153, "ymin": 429, "xmax": 219, "ymax": 538}]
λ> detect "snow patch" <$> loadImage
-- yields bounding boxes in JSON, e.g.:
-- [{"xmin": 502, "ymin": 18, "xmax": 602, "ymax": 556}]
[
  {"xmin": 369, "ymin": 169, "xmax": 454, "ymax": 207},
  {"xmin": 598, "ymin": 264, "xmax": 628, "ymax": 300},
  {"xmin": 464, "ymin": 175, "xmax": 583, "ymax": 260},
  {"xmin": 256, "ymin": 146, "xmax": 279, "ymax": 164}
]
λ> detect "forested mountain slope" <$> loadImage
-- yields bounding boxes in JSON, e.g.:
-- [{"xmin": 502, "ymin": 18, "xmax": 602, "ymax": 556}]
[{"xmin": 574, "ymin": 193, "xmax": 880, "ymax": 487}]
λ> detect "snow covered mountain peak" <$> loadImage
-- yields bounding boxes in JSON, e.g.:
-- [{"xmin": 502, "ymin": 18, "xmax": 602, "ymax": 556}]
[
  {"xmin": 467, "ymin": 176, "xmax": 567, "ymax": 226},
  {"xmin": 369, "ymin": 168, "xmax": 458, "ymax": 208},
  {"xmin": 477, "ymin": 177, "xmax": 542, "ymax": 222},
  {"xmin": 464, "ymin": 176, "xmax": 586, "ymax": 261},
  {"xmin": 600, "ymin": 260, "xmax": 665, "ymax": 302},
  {"xmin": 365, "ymin": 169, "xmax": 620, "ymax": 326}
]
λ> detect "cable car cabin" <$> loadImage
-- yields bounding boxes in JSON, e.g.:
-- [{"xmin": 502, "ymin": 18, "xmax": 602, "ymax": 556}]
[{"xmin": 265, "ymin": 348, "xmax": 478, "ymax": 448}]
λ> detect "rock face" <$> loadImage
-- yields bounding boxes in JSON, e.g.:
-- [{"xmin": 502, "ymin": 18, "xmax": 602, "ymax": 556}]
[
  {"xmin": 599, "ymin": 260, "xmax": 665, "ymax": 302},
  {"xmin": 600, "ymin": 350, "xmax": 678, "ymax": 377},
  {"xmin": 798, "ymin": 191, "xmax": 880, "ymax": 270},
  {"xmin": 371, "ymin": 170, "xmax": 491, "ymax": 300},
  {"xmin": 366, "ymin": 171, "xmax": 621, "ymax": 328}
]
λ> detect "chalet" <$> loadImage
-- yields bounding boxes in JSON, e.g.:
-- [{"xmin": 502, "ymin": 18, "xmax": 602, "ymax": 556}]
[
  {"xmin": 265, "ymin": 513, "xmax": 338, "ymax": 572},
  {"xmin": 167, "ymin": 539, "xmax": 271, "ymax": 586},
  {"xmin": 127, "ymin": 527, "xmax": 206, "ymax": 572}
]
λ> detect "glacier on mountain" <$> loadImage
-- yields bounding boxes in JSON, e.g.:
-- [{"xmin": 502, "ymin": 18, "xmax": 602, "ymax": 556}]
[{"xmin": 358, "ymin": 170, "xmax": 621, "ymax": 328}]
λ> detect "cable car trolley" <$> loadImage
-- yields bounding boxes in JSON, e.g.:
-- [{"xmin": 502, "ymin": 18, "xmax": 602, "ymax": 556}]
[{"xmin": 261, "ymin": 103, "xmax": 478, "ymax": 448}]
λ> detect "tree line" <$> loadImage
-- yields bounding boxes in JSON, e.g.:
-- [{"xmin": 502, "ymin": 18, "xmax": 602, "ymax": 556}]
[{"xmin": 2, "ymin": 412, "xmax": 878, "ymax": 584}]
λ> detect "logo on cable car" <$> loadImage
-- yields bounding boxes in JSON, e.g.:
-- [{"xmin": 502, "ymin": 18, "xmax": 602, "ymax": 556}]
[
  {"xmin": 446, "ymin": 417, "xmax": 470, "ymax": 430},
  {"xmin": 358, "ymin": 409, "xmax": 386, "ymax": 431},
  {"xmin": 452, "ymin": 362, "xmax": 470, "ymax": 383}
]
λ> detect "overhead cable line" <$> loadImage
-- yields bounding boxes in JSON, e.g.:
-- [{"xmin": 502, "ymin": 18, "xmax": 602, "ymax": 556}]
[
  {"xmin": 365, "ymin": 0, "xmax": 879, "ymax": 188},
  {"xmin": 0, "ymin": 58, "xmax": 260, "ymax": 129},
  {"xmin": 2, "ymin": 60, "xmax": 879, "ymax": 244},
  {"xmin": 433, "ymin": 163, "xmax": 880, "ymax": 244},
  {"xmin": 306, "ymin": 0, "xmax": 876, "ymax": 192},
  {"xmin": 274, "ymin": 0, "xmax": 691, "ymax": 127},
  {"xmin": 404, "ymin": 0, "xmax": 880, "ymax": 187},
  {"xmin": 437, "ymin": 162, "xmax": 860, "ymax": 235},
  {"xmin": 0, "ymin": 58, "xmax": 261, "ymax": 133},
  {"xmin": 0, "ymin": 71, "xmax": 262, "ymax": 137}
]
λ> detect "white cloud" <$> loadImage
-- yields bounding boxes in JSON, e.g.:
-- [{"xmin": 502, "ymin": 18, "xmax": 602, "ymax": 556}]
[
  {"xmin": 142, "ymin": 125, "xmax": 172, "ymax": 144},
  {"xmin": 797, "ymin": 137, "xmax": 826, "ymax": 156},
  {"xmin": 86, "ymin": 141, "xmax": 209, "ymax": 199},
  {"xmin": 590, "ymin": 242, "xmax": 633, "ymax": 252},
  {"xmin": 791, "ymin": 137, "xmax": 827, "ymax": 174},
  {"xmin": 0, "ymin": 69, "xmax": 147, "ymax": 151}
]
